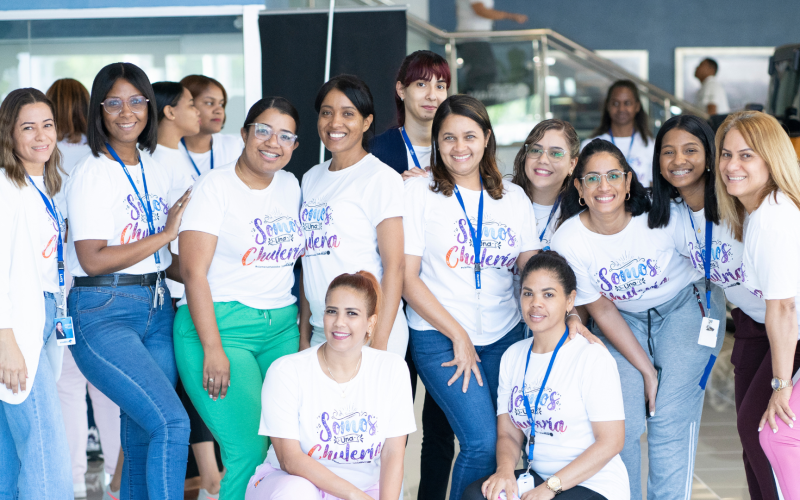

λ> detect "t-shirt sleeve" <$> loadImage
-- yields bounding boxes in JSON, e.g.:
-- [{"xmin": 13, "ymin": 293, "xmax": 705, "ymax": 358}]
[
  {"xmin": 496, "ymin": 343, "xmax": 521, "ymax": 416},
  {"xmin": 403, "ymin": 178, "xmax": 427, "ymax": 257},
  {"xmin": 550, "ymin": 224, "xmax": 601, "ymax": 305},
  {"xmin": 67, "ymin": 161, "xmax": 116, "ymax": 242},
  {"xmin": 179, "ymin": 174, "xmax": 226, "ymax": 237},
  {"xmin": 366, "ymin": 167, "xmax": 404, "ymax": 227},
  {"xmin": 383, "ymin": 358, "xmax": 417, "ymax": 438},
  {"xmin": 259, "ymin": 358, "xmax": 300, "ymax": 438},
  {"xmin": 751, "ymin": 208, "xmax": 800, "ymax": 300},
  {"xmin": 581, "ymin": 346, "xmax": 626, "ymax": 422}
]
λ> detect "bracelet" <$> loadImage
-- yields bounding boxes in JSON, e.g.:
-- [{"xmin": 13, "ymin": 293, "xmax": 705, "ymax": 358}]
[{"xmin": 567, "ymin": 313, "xmax": 582, "ymax": 323}]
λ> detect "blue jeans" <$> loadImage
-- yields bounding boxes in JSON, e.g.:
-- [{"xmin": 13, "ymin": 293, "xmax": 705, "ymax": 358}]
[
  {"xmin": 68, "ymin": 278, "xmax": 190, "ymax": 500},
  {"xmin": 0, "ymin": 293, "xmax": 72, "ymax": 500},
  {"xmin": 410, "ymin": 323, "xmax": 525, "ymax": 500}
]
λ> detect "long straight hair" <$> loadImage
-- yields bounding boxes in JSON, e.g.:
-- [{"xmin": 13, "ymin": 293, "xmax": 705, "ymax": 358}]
[
  {"xmin": 511, "ymin": 119, "xmax": 580, "ymax": 202},
  {"xmin": 592, "ymin": 80, "xmax": 652, "ymax": 146},
  {"xmin": 714, "ymin": 111, "xmax": 800, "ymax": 241},
  {"xmin": 0, "ymin": 88, "xmax": 64, "ymax": 194},
  {"xmin": 46, "ymin": 78, "xmax": 90, "ymax": 144}
]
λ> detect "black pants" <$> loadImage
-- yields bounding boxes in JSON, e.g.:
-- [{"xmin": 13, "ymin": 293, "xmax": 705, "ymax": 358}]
[
  {"xmin": 406, "ymin": 342, "xmax": 456, "ymax": 500},
  {"xmin": 462, "ymin": 469, "xmax": 608, "ymax": 500}
]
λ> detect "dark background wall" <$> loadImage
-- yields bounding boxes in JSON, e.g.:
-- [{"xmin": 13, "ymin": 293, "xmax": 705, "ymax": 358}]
[{"xmin": 429, "ymin": 0, "xmax": 800, "ymax": 94}]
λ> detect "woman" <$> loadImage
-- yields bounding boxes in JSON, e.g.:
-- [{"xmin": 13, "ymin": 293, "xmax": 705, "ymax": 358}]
[
  {"xmin": 650, "ymin": 115, "xmax": 772, "ymax": 499},
  {"xmin": 299, "ymin": 75, "xmax": 407, "ymax": 356},
  {"xmin": 582, "ymin": 80, "xmax": 654, "ymax": 187},
  {"xmin": 246, "ymin": 271, "xmax": 415, "ymax": 500},
  {"xmin": 715, "ymin": 111, "xmax": 800, "ymax": 499},
  {"xmin": 47, "ymin": 78, "xmax": 92, "ymax": 181},
  {"xmin": 0, "ymin": 88, "xmax": 72, "ymax": 498},
  {"xmin": 180, "ymin": 75, "xmax": 244, "ymax": 178},
  {"xmin": 403, "ymin": 94, "xmax": 540, "ymax": 500},
  {"xmin": 66, "ymin": 62, "xmax": 192, "ymax": 499},
  {"xmin": 371, "ymin": 49, "xmax": 450, "ymax": 180},
  {"xmin": 464, "ymin": 251, "xmax": 629, "ymax": 500},
  {"xmin": 174, "ymin": 96, "xmax": 303, "ymax": 500},
  {"xmin": 550, "ymin": 139, "xmax": 724, "ymax": 500}
]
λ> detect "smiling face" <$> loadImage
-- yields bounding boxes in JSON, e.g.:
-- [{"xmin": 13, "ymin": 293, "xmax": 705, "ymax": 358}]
[
  {"xmin": 607, "ymin": 86, "xmax": 640, "ymax": 129},
  {"xmin": 575, "ymin": 152, "xmax": 632, "ymax": 217},
  {"xmin": 323, "ymin": 286, "xmax": 378, "ymax": 354},
  {"xmin": 397, "ymin": 76, "xmax": 448, "ymax": 123},
  {"xmin": 13, "ymin": 102, "xmax": 57, "ymax": 171},
  {"xmin": 317, "ymin": 89, "xmax": 372, "ymax": 155},
  {"xmin": 524, "ymin": 129, "xmax": 577, "ymax": 194},
  {"xmin": 719, "ymin": 128, "xmax": 771, "ymax": 212},
  {"xmin": 240, "ymin": 108, "xmax": 298, "ymax": 177},
  {"xmin": 659, "ymin": 127, "xmax": 707, "ymax": 191},
  {"xmin": 195, "ymin": 84, "xmax": 226, "ymax": 135},
  {"xmin": 170, "ymin": 87, "xmax": 201, "ymax": 137},
  {"xmin": 520, "ymin": 269, "xmax": 576, "ymax": 334},
  {"xmin": 437, "ymin": 113, "xmax": 489, "ymax": 182},
  {"xmin": 102, "ymin": 78, "xmax": 148, "ymax": 146}
]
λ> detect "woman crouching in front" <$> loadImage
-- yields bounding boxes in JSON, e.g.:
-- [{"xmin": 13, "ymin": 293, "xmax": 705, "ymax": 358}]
[
  {"xmin": 464, "ymin": 251, "xmax": 629, "ymax": 500},
  {"xmin": 245, "ymin": 271, "xmax": 416, "ymax": 500}
]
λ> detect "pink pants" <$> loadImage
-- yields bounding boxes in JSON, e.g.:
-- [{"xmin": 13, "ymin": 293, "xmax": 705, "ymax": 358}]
[
  {"xmin": 57, "ymin": 347, "xmax": 121, "ymax": 484},
  {"xmin": 760, "ymin": 386, "xmax": 800, "ymax": 499},
  {"xmin": 245, "ymin": 463, "xmax": 379, "ymax": 500}
]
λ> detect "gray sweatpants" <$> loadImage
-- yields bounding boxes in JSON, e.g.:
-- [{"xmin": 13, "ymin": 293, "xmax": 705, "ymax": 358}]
[{"xmin": 592, "ymin": 280, "xmax": 726, "ymax": 500}]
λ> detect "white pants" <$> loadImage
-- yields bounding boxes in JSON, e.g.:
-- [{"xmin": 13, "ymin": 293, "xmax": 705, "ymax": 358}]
[
  {"xmin": 56, "ymin": 347, "xmax": 121, "ymax": 484},
  {"xmin": 311, "ymin": 302, "xmax": 409, "ymax": 357}
]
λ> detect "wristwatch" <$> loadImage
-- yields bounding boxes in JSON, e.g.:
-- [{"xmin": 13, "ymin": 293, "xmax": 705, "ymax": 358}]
[
  {"xmin": 771, "ymin": 377, "xmax": 792, "ymax": 391},
  {"xmin": 545, "ymin": 475, "xmax": 563, "ymax": 495}
]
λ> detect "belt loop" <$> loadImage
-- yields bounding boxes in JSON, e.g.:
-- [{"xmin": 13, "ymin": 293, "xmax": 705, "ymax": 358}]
[{"xmin": 112, "ymin": 274, "xmax": 120, "ymax": 287}]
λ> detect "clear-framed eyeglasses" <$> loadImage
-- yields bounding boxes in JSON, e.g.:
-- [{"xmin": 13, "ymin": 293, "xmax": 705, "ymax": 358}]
[
  {"xmin": 247, "ymin": 123, "xmax": 298, "ymax": 147},
  {"xmin": 580, "ymin": 169, "xmax": 627, "ymax": 188},
  {"xmin": 101, "ymin": 95, "xmax": 149, "ymax": 115},
  {"xmin": 525, "ymin": 144, "xmax": 567, "ymax": 161}
]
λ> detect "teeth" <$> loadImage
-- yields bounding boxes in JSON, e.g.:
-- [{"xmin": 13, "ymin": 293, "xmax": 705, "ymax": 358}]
[
  {"xmin": 119, "ymin": 123, "xmax": 135, "ymax": 130},
  {"xmin": 453, "ymin": 154, "xmax": 470, "ymax": 160},
  {"xmin": 329, "ymin": 133, "xmax": 345, "ymax": 138},
  {"xmin": 261, "ymin": 151, "xmax": 279, "ymax": 158},
  {"xmin": 596, "ymin": 196, "xmax": 614, "ymax": 201},
  {"xmin": 672, "ymin": 170, "xmax": 691, "ymax": 176},
  {"xmin": 728, "ymin": 176, "xmax": 745, "ymax": 181},
  {"xmin": 534, "ymin": 169, "xmax": 552, "ymax": 175},
  {"xmin": 332, "ymin": 332, "xmax": 350, "ymax": 340}
]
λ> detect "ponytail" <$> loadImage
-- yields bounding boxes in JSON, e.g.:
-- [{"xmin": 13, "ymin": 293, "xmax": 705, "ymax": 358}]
[{"xmin": 326, "ymin": 271, "xmax": 383, "ymax": 318}]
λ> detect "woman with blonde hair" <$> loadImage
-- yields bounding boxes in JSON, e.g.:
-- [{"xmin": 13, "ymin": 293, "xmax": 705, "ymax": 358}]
[{"xmin": 715, "ymin": 111, "xmax": 800, "ymax": 498}]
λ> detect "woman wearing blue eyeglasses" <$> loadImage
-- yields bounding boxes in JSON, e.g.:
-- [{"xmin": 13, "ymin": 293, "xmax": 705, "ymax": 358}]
[{"xmin": 174, "ymin": 96, "xmax": 304, "ymax": 500}]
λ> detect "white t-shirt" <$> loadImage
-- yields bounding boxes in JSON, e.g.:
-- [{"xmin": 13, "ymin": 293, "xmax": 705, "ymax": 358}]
[
  {"xmin": 742, "ymin": 191, "xmax": 800, "ymax": 337},
  {"xmin": 54, "ymin": 136, "xmax": 92, "ymax": 221},
  {"xmin": 177, "ymin": 167, "xmax": 302, "ymax": 310},
  {"xmin": 404, "ymin": 141, "xmax": 432, "ymax": 171},
  {"xmin": 259, "ymin": 345, "xmax": 416, "ymax": 490},
  {"xmin": 581, "ymin": 133, "xmax": 654, "ymax": 186},
  {"xmin": 29, "ymin": 176, "xmax": 64, "ymax": 293},
  {"xmin": 550, "ymin": 205, "xmax": 697, "ymax": 312},
  {"xmin": 66, "ymin": 153, "xmax": 180, "ymax": 277},
  {"xmin": 696, "ymin": 75, "xmax": 730, "ymax": 115},
  {"xmin": 404, "ymin": 177, "xmax": 540, "ymax": 345},
  {"xmin": 301, "ymin": 154, "xmax": 404, "ymax": 330},
  {"xmin": 185, "ymin": 133, "xmax": 243, "ymax": 177},
  {"xmin": 532, "ymin": 201, "xmax": 561, "ymax": 251},
  {"xmin": 683, "ymin": 204, "xmax": 766, "ymax": 323},
  {"xmin": 498, "ymin": 336, "xmax": 629, "ymax": 500},
  {"xmin": 456, "ymin": 0, "xmax": 494, "ymax": 31}
]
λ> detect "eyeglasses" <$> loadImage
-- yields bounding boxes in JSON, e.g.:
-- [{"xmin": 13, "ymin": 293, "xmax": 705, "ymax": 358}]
[
  {"xmin": 580, "ymin": 170, "xmax": 626, "ymax": 188},
  {"xmin": 247, "ymin": 123, "xmax": 298, "ymax": 147},
  {"xmin": 525, "ymin": 145, "xmax": 567, "ymax": 160},
  {"xmin": 101, "ymin": 95, "xmax": 149, "ymax": 115}
]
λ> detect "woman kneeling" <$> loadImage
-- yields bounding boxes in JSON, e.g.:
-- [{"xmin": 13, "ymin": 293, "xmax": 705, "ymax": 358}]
[
  {"xmin": 246, "ymin": 271, "xmax": 416, "ymax": 500},
  {"xmin": 464, "ymin": 251, "xmax": 629, "ymax": 500}
]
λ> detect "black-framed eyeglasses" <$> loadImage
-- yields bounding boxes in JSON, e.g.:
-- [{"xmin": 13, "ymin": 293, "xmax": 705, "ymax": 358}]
[
  {"xmin": 247, "ymin": 123, "xmax": 298, "ymax": 147},
  {"xmin": 101, "ymin": 95, "xmax": 149, "ymax": 115}
]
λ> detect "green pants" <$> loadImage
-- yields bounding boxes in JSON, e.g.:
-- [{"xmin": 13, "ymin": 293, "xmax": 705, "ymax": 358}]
[{"xmin": 174, "ymin": 301, "xmax": 299, "ymax": 500}]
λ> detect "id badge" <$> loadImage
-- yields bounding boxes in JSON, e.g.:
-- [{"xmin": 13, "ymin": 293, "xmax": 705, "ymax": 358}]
[
  {"xmin": 516, "ymin": 473, "xmax": 535, "ymax": 496},
  {"xmin": 54, "ymin": 316, "xmax": 75, "ymax": 346},
  {"xmin": 698, "ymin": 317, "xmax": 719, "ymax": 348}
]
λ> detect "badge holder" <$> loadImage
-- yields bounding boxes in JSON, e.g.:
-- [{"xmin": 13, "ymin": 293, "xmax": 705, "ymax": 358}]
[
  {"xmin": 688, "ymin": 210, "xmax": 719, "ymax": 348},
  {"xmin": 54, "ymin": 262, "xmax": 75, "ymax": 346}
]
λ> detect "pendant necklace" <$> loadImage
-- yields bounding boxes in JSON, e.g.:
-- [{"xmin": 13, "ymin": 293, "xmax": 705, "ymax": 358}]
[{"xmin": 322, "ymin": 343, "xmax": 362, "ymax": 398}]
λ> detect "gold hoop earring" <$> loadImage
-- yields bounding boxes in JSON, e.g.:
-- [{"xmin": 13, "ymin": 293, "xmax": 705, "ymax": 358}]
[
  {"xmin": 625, "ymin": 192, "xmax": 631, "ymax": 201},
  {"xmin": 579, "ymin": 197, "xmax": 586, "ymax": 206}
]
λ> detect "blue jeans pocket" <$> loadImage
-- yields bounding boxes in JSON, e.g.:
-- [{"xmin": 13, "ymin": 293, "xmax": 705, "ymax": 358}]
[{"xmin": 75, "ymin": 289, "xmax": 115, "ymax": 314}]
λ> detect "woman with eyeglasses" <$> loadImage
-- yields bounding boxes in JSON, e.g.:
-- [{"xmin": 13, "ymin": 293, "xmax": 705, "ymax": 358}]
[
  {"xmin": 66, "ymin": 62, "xmax": 192, "ymax": 499},
  {"xmin": 299, "ymin": 75, "xmax": 407, "ymax": 357},
  {"xmin": 180, "ymin": 75, "xmax": 244, "ymax": 179},
  {"xmin": 550, "ymin": 139, "xmax": 721, "ymax": 500},
  {"xmin": 174, "ymin": 97, "xmax": 304, "ymax": 500}
]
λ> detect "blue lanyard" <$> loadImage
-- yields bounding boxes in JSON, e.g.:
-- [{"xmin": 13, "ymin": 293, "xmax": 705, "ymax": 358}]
[
  {"xmin": 106, "ymin": 143, "xmax": 161, "ymax": 267},
  {"xmin": 686, "ymin": 205, "xmax": 713, "ymax": 315},
  {"xmin": 522, "ymin": 328, "xmax": 569, "ymax": 468},
  {"xmin": 27, "ymin": 174, "xmax": 66, "ymax": 301},
  {"xmin": 399, "ymin": 127, "xmax": 421, "ymax": 169},
  {"xmin": 453, "ymin": 179, "xmax": 484, "ymax": 291},
  {"xmin": 538, "ymin": 196, "xmax": 561, "ymax": 242},
  {"xmin": 609, "ymin": 130, "xmax": 636, "ymax": 161},
  {"xmin": 180, "ymin": 137, "xmax": 213, "ymax": 177}
]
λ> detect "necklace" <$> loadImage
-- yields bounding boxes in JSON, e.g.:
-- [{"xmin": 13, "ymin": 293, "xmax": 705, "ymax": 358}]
[
  {"xmin": 322, "ymin": 343, "xmax": 362, "ymax": 398},
  {"xmin": 235, "ymin": 161, "xmax": 254, "ymax": 190}
]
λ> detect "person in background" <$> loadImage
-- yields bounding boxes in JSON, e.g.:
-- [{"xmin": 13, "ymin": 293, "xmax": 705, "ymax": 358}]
[
  {"xmin": 582, "ymin": 80, "xmax": 654, "ymax": 187},
  {"xmin": 246, "ymin": 271, "xmax": 415, "ymax": 500},
  {"xmin": 715, "ymin": 111, "xmax": 800, "ymax": 499},
  {"xmin": 0, "ymin": 87, "xmax": 73, "ymax": 499},
  {"xmin": 66, "ymin": 62, "xmax": 192, "ymax": 499},
  {"xmin": 47, "ymin": 78, "xmax": 93, "ymax": 189},
  {"xmin": 299, "ymin": 75, "xmax": 407, "ymax": 357},
  {"xmin": 180, "ymin": 75, "xmax": 244, "ymax": 179},
  {"xmin": 695, "ymin": 58, "xmax": 730, "ymax": 116},
  {"xmin": 370, "ymin": 49, "xmax": 454, "ymax": 500}
]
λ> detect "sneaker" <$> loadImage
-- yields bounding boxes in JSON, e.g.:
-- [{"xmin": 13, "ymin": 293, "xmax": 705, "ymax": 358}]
[
  {"xmin": 197, "ymin": 488, "xmax": 220, "ymax": 500},
  {"xmin": 102, "ymin": 484, "xmax": 120, "ymax": 500},
  {"xmin": 73, "ymin": 482, "xmax": 87, "ymax": 499}
]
